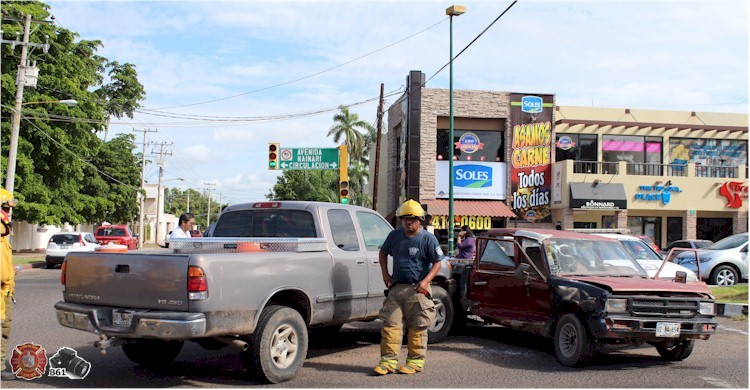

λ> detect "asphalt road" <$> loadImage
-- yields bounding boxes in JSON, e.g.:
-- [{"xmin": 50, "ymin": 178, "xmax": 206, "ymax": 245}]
[{"xmin": 3, "ymin": 268, "xmax": 748, "ymax": 388}]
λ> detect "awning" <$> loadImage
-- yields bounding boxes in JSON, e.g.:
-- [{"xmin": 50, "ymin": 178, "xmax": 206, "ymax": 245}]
[
  {"xmin": 570, "ymin": 182, "xmax": 627, "ymax": 210},
  {"xmin": 420, "ymin": 199, "xmax": 517, "ymax": 218}
]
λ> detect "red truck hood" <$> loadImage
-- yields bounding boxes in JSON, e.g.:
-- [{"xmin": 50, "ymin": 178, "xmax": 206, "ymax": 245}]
[{"xmin": 568, "ymin": 276, "xmax": 712, "ymax": 296}]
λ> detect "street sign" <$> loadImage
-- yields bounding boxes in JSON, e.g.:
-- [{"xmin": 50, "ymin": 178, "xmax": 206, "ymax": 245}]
[{"xmin": 279, "ymin": 148, "xmax": 339, "ymax": 170}]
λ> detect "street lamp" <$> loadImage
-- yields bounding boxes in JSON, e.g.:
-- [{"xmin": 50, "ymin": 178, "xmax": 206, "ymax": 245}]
[
  {"xmin": 155, "ymin": 177, "xmax": 184, "ymax": 246},
  {"xmin": 4, "ymin": 99, "xmax": 78, "ymax": 192},
  {"xmin": 447, "ymin": 4, "xmax": 465, "ymax": 257}
]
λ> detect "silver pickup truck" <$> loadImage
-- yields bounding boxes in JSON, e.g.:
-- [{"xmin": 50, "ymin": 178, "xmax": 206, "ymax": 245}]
[{"xmin": 54, "ymin": 201, "xmax": 455, "ymax": 383}]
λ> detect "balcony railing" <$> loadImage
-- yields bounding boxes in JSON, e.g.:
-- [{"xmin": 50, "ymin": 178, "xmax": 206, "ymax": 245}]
[
  {"xmin": 573, "ymin": 161, "xmax": 619, "ymax": 174},
  {"xmin": 695, "ymin": 165, "xmax": 737, "ymax": 178},
  {"xmin": 569, "ymin": 160, "xmax": 743, "ymax": 179}
]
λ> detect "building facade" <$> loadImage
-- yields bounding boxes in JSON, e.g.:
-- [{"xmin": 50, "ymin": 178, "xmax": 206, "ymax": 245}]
[{"xmin": 378, "ymin": 71, "xmax": 748, "ymax": 249}]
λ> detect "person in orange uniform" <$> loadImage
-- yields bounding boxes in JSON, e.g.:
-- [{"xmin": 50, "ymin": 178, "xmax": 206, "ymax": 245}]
[{"xmin": 1, "ymin": 188, "xmax": 18, "ymax": 380}]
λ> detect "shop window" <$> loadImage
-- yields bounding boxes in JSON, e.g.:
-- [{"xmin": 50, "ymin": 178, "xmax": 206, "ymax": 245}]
[
  {"xmin": 437, "ymin": 129, "xmax": 504, "ymax": 162},
  {"xmin": 668, "ymin": 138, "xmax": 748, "ymax": 177},
  {"xmin": 555, "ymin": 134, "xmax": 597, "ymax": 162},
  {"xmin": 602, "ymin": 216, "xmax": 616, "ymax": 229},
  {"xmin": 603, "ymin": 136, "xmax": 662, "ymax": 174},
  {"xmin": 573, "ymin": 222, "xmax": 596, "ymax": 229}
]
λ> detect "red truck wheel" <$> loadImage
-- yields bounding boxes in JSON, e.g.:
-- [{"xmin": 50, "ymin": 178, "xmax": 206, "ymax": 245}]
[
  {"xmin": 655, "ymin": 339, "xmax": 695, "ymax": 361},
  {"xmin": 554, "ymin": 313, "xmax": 594, "ymax": 367}
]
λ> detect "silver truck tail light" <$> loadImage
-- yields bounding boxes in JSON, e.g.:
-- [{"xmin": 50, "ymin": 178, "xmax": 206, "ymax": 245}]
[{"xmin": 188, "ymin": 266, "xmax": 208, "ymax": 300}]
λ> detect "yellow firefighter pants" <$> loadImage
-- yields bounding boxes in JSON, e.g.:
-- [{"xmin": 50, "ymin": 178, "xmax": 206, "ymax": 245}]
[{"xmin": 378, "ymin": 284, "xmax": 436, "ymax": 366}]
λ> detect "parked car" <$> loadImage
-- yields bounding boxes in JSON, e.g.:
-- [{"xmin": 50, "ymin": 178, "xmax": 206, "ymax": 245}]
[
  {"xmin": 94, "ymin": 225, "xmax": 137, "ymax": 250},
  {"xmin": 594, "ymin": 233, "xmax": 699, "ymax": 282},
  {"xmin": 673, "ymin": 233, "xmax": 749, "ymax": 285},
  {"xmin": 45, "ymin": 232, "xmax": 100, "ymax": 269},
  {"xmin": 634, "ymin": 234, "xmax": 661, "ymax": 253},
  {"xmin": 663, "ymin": 239, "xmax": 713, "ymax": 256}
]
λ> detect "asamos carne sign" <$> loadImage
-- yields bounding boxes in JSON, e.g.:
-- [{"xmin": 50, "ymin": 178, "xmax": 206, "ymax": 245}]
[{"xmin": 510, "ymin": 93, "xmax": 554, "ymax": 221}]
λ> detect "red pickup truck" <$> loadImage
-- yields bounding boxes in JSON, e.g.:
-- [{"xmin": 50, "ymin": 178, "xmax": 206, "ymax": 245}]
[
  {"xmin": 447, "ymin": 228, "xmax": 717, "ymax": 367},
  {"xmin": 94, "ymin": 225, "xmax": 137, "ymax": 250}
]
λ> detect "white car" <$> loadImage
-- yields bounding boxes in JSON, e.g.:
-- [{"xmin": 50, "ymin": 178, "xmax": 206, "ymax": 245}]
[
  {"xmin": 593, "ymin": 233, "xmax": 699, "ymax": 282},
  {"xmin": 45, "ymin": 232, "xmax": 100, "ymax": 269}
]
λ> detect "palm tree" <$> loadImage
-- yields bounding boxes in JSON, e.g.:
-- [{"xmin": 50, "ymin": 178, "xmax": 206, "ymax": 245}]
[{"xmin": 327, "ymin": 105, "xmax": 375, "ymax": 163}]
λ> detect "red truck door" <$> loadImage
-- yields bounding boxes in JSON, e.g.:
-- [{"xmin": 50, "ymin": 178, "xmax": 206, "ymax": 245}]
[
  {"xmin": 469, "ymin": 238, "xmax": 523, "ymax": 320},
  {"xmin": 470, "ymin": 238, "xmax": 552, "ymax": 332}
]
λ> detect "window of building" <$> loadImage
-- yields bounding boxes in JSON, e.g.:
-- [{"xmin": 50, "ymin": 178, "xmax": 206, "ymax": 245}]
[
  {"xmin": 573, "ymin": 222, "xmax": 596, "ymax": 229},
  {"xmin": 555, "ymin": 134, "xmax": 597, "ymax": 162},
  {"xmin": 436, "ymin": 129, "xmax": 504, "ymax": 162},
  {"xmin": 669, "ymin": 138, "xmax": 748, "ymax": 168},
  {"xmin": 602, "ymin": 135, "xmax": 662, "ymax": 165}
]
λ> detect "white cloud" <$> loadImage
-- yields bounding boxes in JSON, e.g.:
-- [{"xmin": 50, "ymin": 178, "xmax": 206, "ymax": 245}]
[{"xmin": 49, "ymin": 0, "xmax": 749, "ymax": 203}]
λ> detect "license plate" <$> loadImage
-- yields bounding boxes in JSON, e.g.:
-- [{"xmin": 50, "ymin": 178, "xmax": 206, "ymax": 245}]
[
  {"xmin": 656, "ymin": 322, "xmax": 680, "ymax": 337},
  {"xmin": 113, "ymin": 310, "xmax": 133, "ymax": 327},
  {"xmin": 60, "ymin": 245, "xmax": 69, "ymax": 249}
]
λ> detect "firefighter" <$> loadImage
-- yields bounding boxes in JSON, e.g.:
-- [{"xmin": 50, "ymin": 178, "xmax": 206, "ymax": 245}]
[
  {"xmin": 373, "ymin": 199, "xmax": 442, "ymax": 375},
  {"xmin": 1, "ymin": 188, "xmax": 17, "ymax": 380}
]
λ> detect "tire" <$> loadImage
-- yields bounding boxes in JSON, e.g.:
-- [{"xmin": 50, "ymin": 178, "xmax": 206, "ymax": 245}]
[
  {"xmin": 121, "ymin": 340, "xmax": 183, "ymax": 366},
  {"xmin": 655, "ymin": 339, "xmax": 695, "ymax": 361},
  {"xmin": 427, "ymin": 286, "xmax": 453, "ymax": 344},
  {"xmin": 554, "ymin": 313, "xmax": 594, "ymax": 367},
  {"xmin": 242, "ymin": 305, "xmax": 308, "ymax": 384},
  {"xmin": 709, "ymin": 265, "xmax": 738, "ymax": 286}
]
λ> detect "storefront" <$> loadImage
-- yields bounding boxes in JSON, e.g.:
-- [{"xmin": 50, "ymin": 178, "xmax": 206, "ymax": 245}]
[{"xmin": 376, "ymin": 71, "xmax": 748, "ymax": 250}]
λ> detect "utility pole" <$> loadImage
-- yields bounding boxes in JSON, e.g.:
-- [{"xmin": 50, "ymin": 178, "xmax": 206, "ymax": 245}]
[
  {"xmin": 2, "ymin": 14, "xmax": 52, "ymax": 192},
  {"xmin": 134, "ymin": 128, "xmax": 156, "ymax": 249},
  {"xmin": 373, "ymin": 83, "xmax": 384, "ymax": 211},
  {"xmin": 152, "ymin": 142, "xmax": 173, "ymax": 246},
  {"xmin": 204, "ymin": 183, "xmax": 216, "ymax": 228},
  {"xmin": 186, "ymin": 190, "xmax": 190, "ymax": 213}
]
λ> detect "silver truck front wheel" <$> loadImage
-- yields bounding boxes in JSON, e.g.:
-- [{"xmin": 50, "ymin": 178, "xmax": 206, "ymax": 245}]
[
  {"xmin": 242, "ymin": 305, "xmax": 308, "ymax": 384},
  {"xmin": 427, "ymin": 286, "xmax": 453, "ymax": 344}
]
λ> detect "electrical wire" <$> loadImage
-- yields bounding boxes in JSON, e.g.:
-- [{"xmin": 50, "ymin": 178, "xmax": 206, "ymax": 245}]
[{"xmin": 147, "ymin": 17, "xmax": 447, "ymax": 111}]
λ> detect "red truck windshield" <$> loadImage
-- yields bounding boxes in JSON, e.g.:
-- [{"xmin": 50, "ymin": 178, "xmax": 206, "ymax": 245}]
[{"xmin": 545, "ymin": 238, "xmax": 648, "ymax": 277}]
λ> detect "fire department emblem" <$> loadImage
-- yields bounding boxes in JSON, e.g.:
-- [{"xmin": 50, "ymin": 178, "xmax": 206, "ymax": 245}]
[{"xmin": 9, "ymin": 342, "xmax": 48, "ymax": 380}]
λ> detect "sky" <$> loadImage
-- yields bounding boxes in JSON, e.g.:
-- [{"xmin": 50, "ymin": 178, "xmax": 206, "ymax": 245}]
[{"xmin": 44, "ymin": 0, "xmax": 749, "ymax": 206}]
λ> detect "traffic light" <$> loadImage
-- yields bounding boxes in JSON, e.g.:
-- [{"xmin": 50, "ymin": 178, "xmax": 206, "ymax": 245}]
[
  {"xmin": 268, "ymin": 143, "xmax": 279, "ymax": 170},
  {"xmin": 339, "ymin": 180, "xmax": 349, "ymax": 204}
]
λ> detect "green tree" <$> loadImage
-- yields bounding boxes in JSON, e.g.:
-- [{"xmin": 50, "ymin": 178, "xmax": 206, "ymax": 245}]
[
  {"xmin": 267, "ymin": 170, "xmax": 339, "ymax": 202},
  {"xmin": 327, "ymin": 105, "xmax": 375, "ymax": 163},
  {"xmin": 1, "ymin": 1, "xmax": 145, "ymax": 225}
]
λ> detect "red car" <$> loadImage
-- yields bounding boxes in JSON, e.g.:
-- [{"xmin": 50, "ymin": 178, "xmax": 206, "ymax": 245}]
[{"xmin": 95, "ymin": 225, "xmax": 138, "ymax": 250}]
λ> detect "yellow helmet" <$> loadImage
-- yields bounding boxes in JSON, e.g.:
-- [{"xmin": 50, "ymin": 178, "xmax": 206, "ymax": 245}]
[
  {"xmin": 396, "ymin": 199, "xmax": 425, "ymax": 219},
  {"xmin": 0, "ymin": 188, "xmax": 17, "ymax": 208}
]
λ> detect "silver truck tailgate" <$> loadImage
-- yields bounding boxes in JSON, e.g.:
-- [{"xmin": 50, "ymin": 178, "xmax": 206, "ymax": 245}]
[{"xmin": 64, "ymin": 252, "xmax": 191, "ymax": 311}]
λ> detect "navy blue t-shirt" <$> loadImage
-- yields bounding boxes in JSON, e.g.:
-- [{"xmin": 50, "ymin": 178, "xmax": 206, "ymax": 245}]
[{"xmin": 380, "ymin": 228, "xmax": 443, "ymax": 284}]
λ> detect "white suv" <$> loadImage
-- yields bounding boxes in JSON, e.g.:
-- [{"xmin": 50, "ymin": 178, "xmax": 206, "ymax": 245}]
[{"xmin": 45, "ymin": 232, "xmax": 100, "ymax": 269}]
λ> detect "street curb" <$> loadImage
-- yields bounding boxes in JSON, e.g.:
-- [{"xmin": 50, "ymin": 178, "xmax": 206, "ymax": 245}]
[
  {"xmin": 17, "ymin": 262, "xmax": 47, "ymax": 270},
  {"xmin": 716, "ymin": 303, "xmax": 748, "ymax": 318}
]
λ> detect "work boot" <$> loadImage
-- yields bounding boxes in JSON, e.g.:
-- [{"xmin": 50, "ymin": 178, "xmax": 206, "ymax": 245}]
[
  {"xmin": 398, "ymin": 362, "xmax": 423, "ymax": 374},
  {"xmin": 372, "ymin": 359, "xmax": 397, "ymax": 375},
  {"xmin": 398, "ymin": 357, "xmax": 424, "ymax": 374}
]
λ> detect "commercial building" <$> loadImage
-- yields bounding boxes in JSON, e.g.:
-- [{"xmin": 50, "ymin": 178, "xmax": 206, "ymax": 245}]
[{"xmin": 375, "ymin": 70, "xmax": 748, "ymax": 249}]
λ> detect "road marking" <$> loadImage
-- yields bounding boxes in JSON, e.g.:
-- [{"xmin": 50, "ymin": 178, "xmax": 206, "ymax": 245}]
[
  {"xmin": 718, "ymin": 325, "xmax": 748, "ymax": 336},
  {"xmin": 700, "ymin": 376, "xmax": 736, "ymax": 388}
]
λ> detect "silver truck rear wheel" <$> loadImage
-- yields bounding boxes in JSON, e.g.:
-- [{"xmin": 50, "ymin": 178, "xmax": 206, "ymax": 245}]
[
  {"xmin": 655, "ymin": 339, "xmax": 695, "ymax": 361},
  {"xmin": 242, "ymin": 305, "xmax": 308, "ymax": 384},
  {"xmin": 427, "ymin": 286, "xmax": 453, "ymax": 344},
  {"xmin": 554, "ymin": 313, "xmax": 594, "ymax": 367},
  {"xmin": 121, "ymin": 340, "xmax": 183, "ymax": 367}
]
